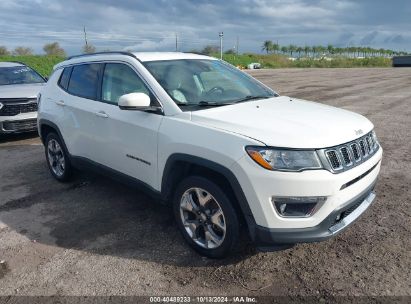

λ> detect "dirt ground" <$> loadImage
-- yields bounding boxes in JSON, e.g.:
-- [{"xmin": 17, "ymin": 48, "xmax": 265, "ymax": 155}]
[{"xmin": 0, "ymin": 68, "xmax": 410, "ymax": 298}]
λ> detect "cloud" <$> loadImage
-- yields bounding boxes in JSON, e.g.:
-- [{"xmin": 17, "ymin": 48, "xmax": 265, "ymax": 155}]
[
  {"xmin": 360, "ymin": 31, "xmax": 379, "ymax": 45},
  {"xmin": 335, "ymin": 32, "xmax": 355, "ymax": 47},
  {"xmin": 384, "ymin": 34, "xmax": 405, "ymax": 44},
  {"xmin": 0, "ymin": 0, "xmax": 409, "ymax": 54}
]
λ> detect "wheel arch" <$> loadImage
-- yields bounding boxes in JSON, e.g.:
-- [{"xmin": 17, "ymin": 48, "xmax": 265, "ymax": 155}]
[
  {"xmin": 38, "ymin": 119, "xmax": 70, "ymax": 155},
  {"xmin": 161, "ymin": 153, "xmax": 257, "ymax": 240}
]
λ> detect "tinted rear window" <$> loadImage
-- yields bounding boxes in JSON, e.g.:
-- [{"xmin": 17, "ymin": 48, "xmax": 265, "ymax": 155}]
[
  {"xmin": 67, "ymin": 64, "xmax": 101, "ymax": 99},
  {"xmin": 58, "ymin": 67, "xmax": 72, "ymax": 90}
]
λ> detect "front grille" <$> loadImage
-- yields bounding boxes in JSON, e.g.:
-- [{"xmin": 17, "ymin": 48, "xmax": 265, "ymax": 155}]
[
  {"xmin": 320, "ymin": 131, "xmax": 379, "ymax": 173},
  {"xmin": 326, "ymin": 150, "xmax": 341, "ymax": 170},
  {"xmin": 340, "ymin": 147, "xmax": 352, "ymax": 166},
  {"xmin": 359, "ymin": 139, "xmax": 367, "ymax": 156},
  {"xmin": 0, "ymin": 98, "xmax": 38, "ymax": 116},
  {"xmin": 2, "ymin": 119, "xmax": 37, "ymax": 131},
  {"xmin": 366, "ymin": 136, "xmax": 374, "ymax": 153},
  {"xmin": 350, "ymin": 143, "xmax": 361, "ymax": 161}
]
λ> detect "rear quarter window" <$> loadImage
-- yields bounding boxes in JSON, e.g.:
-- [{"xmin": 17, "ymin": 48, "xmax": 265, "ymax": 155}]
[{"xmin": 58, "ymin": 67, "xmax": 72, "ymax": 91}]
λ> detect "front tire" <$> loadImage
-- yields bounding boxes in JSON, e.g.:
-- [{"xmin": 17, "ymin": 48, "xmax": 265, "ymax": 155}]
[
  {"xmin": 173, "ymin": 176, "xmax": 240, "ymax": 258},
  {"xmin": 45, "ymin": 132, "xmax": 72, "ymax": 182}
]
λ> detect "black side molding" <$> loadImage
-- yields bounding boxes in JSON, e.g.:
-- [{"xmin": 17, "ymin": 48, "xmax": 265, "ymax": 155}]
[{"xmin": 70, "ymin": 156, "xmax": 162, "ymax": 201}]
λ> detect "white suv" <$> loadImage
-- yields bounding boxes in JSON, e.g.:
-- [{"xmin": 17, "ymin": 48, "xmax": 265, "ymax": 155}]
[
  {"xmin": 0, "ymin": 62, "xmax": 46, "ymax": 133},
  {"xmin": 37, "ymin": 52, "xmax": 382, "ymax": 258}
]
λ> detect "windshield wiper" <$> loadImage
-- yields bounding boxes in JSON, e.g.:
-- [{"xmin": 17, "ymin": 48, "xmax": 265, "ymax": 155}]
[
  {"xmin": 197, "ymin": 101, "xmax": 235, "ymax": 107},
  {"xmin": 176, "ymin": 99, "xmax": 261, "ymax": 107},
  {"xmin": 232, "ymin": 95, "xmax": 272, "ymax": 103}
]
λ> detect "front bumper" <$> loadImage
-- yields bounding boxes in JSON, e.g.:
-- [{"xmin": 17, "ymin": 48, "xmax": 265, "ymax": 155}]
[
  {"xmin": 254, "ymin": 181, "xmax": 376, "ymax": 248},
  {"xmin": 231, "ymin": 146, "xmax": 382, "ymax": 230},
  {"xmin": 0, "ymin": 113, "xmax": 37, "ymax": 133}
]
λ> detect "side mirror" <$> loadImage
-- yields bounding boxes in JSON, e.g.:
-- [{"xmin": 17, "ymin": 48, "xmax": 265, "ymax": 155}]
[{"xmin": 118, "ymin": 93, "xmax": 150, "ymax": 110}]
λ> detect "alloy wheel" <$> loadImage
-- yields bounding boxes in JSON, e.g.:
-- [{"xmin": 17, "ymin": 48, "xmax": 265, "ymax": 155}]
[
  {"xmin": 47, "ymin": 139, "xmax": 65, "ymax": 177},
  {"xmin": 179, "ymin": 187, "xmax": 226, "ymax": 249}
]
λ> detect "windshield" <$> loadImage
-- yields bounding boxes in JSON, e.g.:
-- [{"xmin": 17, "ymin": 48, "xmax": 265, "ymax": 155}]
[
  {"xmin": 143, "ymin": 59, "xmax": 277, "ymax": 107},
  {"xmin": 0, "ymin": 66, "xmax": 45, "ymax": 86}
]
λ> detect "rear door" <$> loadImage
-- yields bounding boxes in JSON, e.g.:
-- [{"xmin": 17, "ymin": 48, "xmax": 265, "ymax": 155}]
[{"xmin": 63, "ymin": 63, "xmax": 104, "ymax": 160}]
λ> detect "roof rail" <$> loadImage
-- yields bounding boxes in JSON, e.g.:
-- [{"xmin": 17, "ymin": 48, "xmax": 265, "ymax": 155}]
[{"xmin": 67, "ymin": 51, "xmax": 137, "ymax": 60}]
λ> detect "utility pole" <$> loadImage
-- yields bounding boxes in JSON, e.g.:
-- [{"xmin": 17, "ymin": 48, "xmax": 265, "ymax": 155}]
[
  {"xmin": 83, "ymin": 26, "xmax": 88, "ymax": 47},
  {"xmin": 236, "ymin": 36, "xmax": 239, "ymax": 55},
  {"xmin": 175, "ymin": 33, "xmax": 178, "ymax": 51},
  {"xmin": 219, "ymin": 32, "xmax": 224, "ymax": 59}
]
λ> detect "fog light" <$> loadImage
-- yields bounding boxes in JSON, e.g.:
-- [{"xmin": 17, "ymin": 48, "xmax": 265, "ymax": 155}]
[{"xmin": 272, "ymin": 196, "xmax": 326, "ymax": 217}]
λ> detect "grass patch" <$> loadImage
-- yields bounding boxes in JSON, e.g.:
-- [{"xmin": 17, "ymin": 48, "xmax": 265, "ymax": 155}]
[
  {"xmin": 0, "ymin": 54, "xmax": 392, "ymax": 77},
  {"xmin": 220, "ymin": 53, "xmax": 392, "ymax": 68}
]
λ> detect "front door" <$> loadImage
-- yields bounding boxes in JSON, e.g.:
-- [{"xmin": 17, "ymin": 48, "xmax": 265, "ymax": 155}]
[{"xmin": 93, "ymin": 62, "xmax": 163, "ymax": 189}]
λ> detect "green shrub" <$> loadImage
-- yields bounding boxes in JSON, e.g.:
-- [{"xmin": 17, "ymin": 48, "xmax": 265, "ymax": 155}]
[
  {"xmin": 0, "ymin": 54, "xmax": 391, "ymax": 77},
  {"xmin": 215, "ymin": 54, "xmax": 391, "ymax": 69}
]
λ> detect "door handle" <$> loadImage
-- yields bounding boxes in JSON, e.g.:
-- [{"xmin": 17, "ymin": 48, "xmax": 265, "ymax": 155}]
[
  {"xmin": 55, "ymin": 100, "xmax": 65, "ymax": 106},
  {"xmin": 95, "ymin": 111, "xmax": 109, "ymax": 118}
]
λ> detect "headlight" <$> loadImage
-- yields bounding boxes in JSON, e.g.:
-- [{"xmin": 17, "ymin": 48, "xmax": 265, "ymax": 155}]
[{"xmin": 245, "ymin": 146, "xmax": 322, "ymax": 171}]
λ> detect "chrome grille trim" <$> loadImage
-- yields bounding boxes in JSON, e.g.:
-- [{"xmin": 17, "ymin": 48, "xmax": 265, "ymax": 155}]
[
  {"xmin": 359, "ymin": 139, "xmax": 368, "ymax": 156},
  {"xmin": 326, "ymin": 150, "xmax": 343, "ymax": 170},
  {"xmin": 318, "ymin": 131, "xmax": 380, "ymax": 174},
  {"xmin": 340, "ymin": 146, "xmax": 353, "ymax": 167},
  {"xmin": 366, "ymin": 135, "xmax": 373, "ymax": 153},
  {"xmin": 350, "ymin": 143, "xmax": 361, "ymax": 162}
]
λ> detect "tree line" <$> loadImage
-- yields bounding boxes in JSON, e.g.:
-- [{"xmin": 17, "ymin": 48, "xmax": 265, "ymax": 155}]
[
  {"xmin": 0, "ymin": 40, "xmax": 408, "ymax": 58},
  {"xmin": 0, "ymin": 42, "xmax": 97, "ymax": 57},
  {"xmin": 261, "ymin": 40, "xmax": 409, "ymax": 58}
]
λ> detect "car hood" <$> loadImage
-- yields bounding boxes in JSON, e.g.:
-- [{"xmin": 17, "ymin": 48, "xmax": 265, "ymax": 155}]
[
  {"xmin": 190, "ymin": 96, "xmax": 374, "ymax": 149},
  {"xmin": 0, "ymin": 83, "xmax": 45, "ymax": 99}
]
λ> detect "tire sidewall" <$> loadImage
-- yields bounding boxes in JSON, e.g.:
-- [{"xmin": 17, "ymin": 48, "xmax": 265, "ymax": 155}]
[
  {"xmin": 45, "ymin": 133, "xmax": 72, "ymax": 182},
  {"xmin": 173, "ymin": 176, "xmax": 240, "ymax": 258}
]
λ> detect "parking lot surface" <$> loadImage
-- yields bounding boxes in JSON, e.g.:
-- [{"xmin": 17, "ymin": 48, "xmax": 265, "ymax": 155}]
[{"xmin": 0, "ymin": 68, "xmax": 410, "ymax": 297}]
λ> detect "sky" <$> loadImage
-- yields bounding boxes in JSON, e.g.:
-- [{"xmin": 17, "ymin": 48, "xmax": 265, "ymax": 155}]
[{"xmin": 0, "ymin": 0, "xmax": 410, "ymax": 55}]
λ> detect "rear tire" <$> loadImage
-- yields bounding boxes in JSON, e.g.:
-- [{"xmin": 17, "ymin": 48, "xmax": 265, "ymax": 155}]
[
  {"xmin": 45, "ymin": 132, "xmax": 72, "ymax": 182},
  {"xmin": 173, "ymin": 176, "xmax": 241, "ymax": 258}
]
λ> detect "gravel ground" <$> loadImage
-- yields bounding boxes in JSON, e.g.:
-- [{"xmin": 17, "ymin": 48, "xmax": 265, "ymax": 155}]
[{"xmin": 0, "ymin": 68, "xmax": 410, "ymax": 298}]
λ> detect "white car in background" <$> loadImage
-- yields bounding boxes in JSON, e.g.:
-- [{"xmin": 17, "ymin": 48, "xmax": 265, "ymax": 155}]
[
  {"xmin": 0, "ymin": 62, "xmax": 46, "ymax": 134},
  {"xmin": 37, "ymin": 52, "xmax": 382, "ymax": 258}
]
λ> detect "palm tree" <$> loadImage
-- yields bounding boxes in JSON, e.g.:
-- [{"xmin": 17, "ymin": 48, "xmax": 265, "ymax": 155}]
[
  {"xmin": 272, "ymin": 43, "xmax": 279, "ymax": 54},
  {"xmin": 327, "ymin": 44, "xmax": 334, "ymax": 56},
  {"xmin": 288, "ymin": 44, "xmax": 298, "ymax": 57},
  {"xmin": 296, "ymin": 46, "xmax": 304, "ymax": 58},
  {"xmin": 311, "ymin": 45, "xmax": 319, "ymax": 57},
  {"xmin": 303, "ymin": 45, "xmax": 311, "ymax": 57},
  {"xmin": 281, "ymin": 46, "xmax": 288, "ymax": 55},
  {"xmin": 262, "ymin": 40, "xmax": 273, "ymax": 54}
]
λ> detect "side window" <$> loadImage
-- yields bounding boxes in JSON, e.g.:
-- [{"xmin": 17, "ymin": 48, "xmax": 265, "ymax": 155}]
[
  {"xmin": 67, "ymin": 64, "xmax": 101, "ymax": 100},
  {"xmin": 102, "ymin": 63, "xmax": 150, "ymax": 105},
  {"xmin": 58, "ymin": 67, "xmax": 72, "ymax": 91}
]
